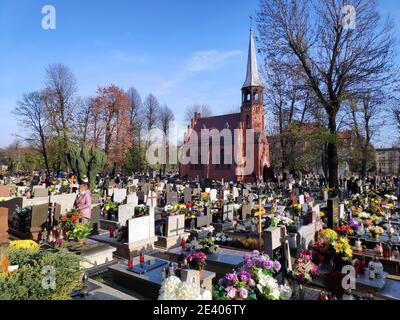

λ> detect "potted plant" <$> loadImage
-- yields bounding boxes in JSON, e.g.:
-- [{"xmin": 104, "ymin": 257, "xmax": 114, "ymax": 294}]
[
  {"xmin": 67, "ymin": 222, "xmax": 93, "ymax": 244},
  {"xmin": 187, "ymin": 251, "xmax": 207, "ymax": 272}
]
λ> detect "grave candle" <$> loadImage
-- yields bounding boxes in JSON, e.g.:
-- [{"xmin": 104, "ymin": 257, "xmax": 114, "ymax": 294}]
[
  {"xmin": 139, "ymin": 252, "xmax": 145, "ymax": 265},
  {"xmin": 127, "ymin": 257, "xmax": 133, "ymax": 269},
  {"xmin": 109, "ymin": 228, "xmax": 114, "ymax": 237}
]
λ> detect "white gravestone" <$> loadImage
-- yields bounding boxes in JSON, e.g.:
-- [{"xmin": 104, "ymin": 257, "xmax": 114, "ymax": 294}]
[
  {"xmin": 113, "ymin": 188, "xmax": 127, "ymax": 203},
  {"xmin": 166, "ymin": 214, "xmax": 185, "ymax": 237},
  {"xmin": 118, "ymin": 203, "xmax": 135, "ymax": 225},
  {"xmin": 223, "ymin": 190, "xmax": 230, "ymax": 201},
  {"xmin": 145, "ymin": 191, "xmax": 158, "ymax": 207},
  {"xmin": 232, "ymin": 187, "xmax": 239, "ymax": 199},
  {"xmin": 299, "ymin": 195, "xmax": 305, "ymax": 205},
  {"xmin": 128, "ymin": 207, "xmax": 155, "ymax": 244},
  {"xmin": 209, "ymin": 189, "xmax": 217, "ymax": 201},
  {"xmin": 50, "ymin": 194, "xmax": 77, "ymax": 215},
  {"xmin": 126, "ymin": 192, "xmax": 138, "ymax": 206}
]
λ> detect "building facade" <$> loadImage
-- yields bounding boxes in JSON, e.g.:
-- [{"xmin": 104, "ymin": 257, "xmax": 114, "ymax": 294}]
[
  {"xmin": 180, "ymin": 30, "xmax": 270, "ymax": 182},
  {"xmin": 376, "ymin": 148, "xmax": 400, "ymax": 176}
]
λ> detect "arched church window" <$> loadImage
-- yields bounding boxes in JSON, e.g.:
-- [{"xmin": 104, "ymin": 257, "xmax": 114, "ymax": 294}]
[
  {"xmin": 246, "ymin": 93, "xmax": 251, "ymax": 101},
  {"xmin": 254, "ymin": 93, "xmax": 259, "ymax": 101},
  {"xmin": 246, "ymin": 115, "xmax": 250, "ymax": 128}
]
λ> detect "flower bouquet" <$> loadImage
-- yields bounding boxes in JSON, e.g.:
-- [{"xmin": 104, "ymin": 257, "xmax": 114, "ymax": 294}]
[
  {"xmin": 59, "ymin": 209, "xmax": 81, "ymax": 231},
  {"xmin": 67, "ymin": 222, "xmax": 93, "ymax": 243},
  {"xmin": 134, "ymin": 205, "xmax": 148, "ymax": 217},
  {"xmin": 368, "ymin": 225, "xmax": 384, "ymax": 241},
  {"xmin": 243, "ymin": 251, "xmax": 287, "ymax": 300},
  {"xmin": 188, "ymin": 251, "xmax": 207, "ymax": 270},
  {"xmin": 158, "ymin": 276, "xmax": 201, "ymax": 300},
  {"xmin": 292, "ymin": 250, "xmax": 320, "ymax": 283},
  {"xmin": 213, "ymin": 272, "xmax": 257, "ymax": 300},
  {"xmin": 103, "ymin": 200, "xmax": 118, "ymax": 219},
  {"xmin": 199, "ymin": 237, "xmax": 219, "ymax": 255}
]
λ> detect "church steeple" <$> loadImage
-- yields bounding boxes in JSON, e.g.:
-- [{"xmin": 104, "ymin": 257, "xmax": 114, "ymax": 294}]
[
  {"xmin": 241, "ymin": 28, "xmax": 265, "ymax": 134},
  {"xmin": 242, "ymin": 29, "xmax": 263, "ymax": 89}
]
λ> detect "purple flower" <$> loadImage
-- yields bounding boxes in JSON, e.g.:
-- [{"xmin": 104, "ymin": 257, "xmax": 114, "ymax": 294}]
[
  {"xmin": 273, "ymin": 261, "xmax": 281, "ymax": 272},
  {"xmin": 248, "ymin": 278, "xmax": 256, "ymax": 288},
  {"xmin": 252, "ymin": 250, "xmax": 260, "ymax": 257},
  {"xmin": 246, "ymin": 259, "xmax": 254, "ymax": 269},
  {"xmin": 238, "ymin": 271, "xmax": 251, "ymax": 283},
  {"xmin": 238, "ymin": 287, "xmax": 248, "ymax": 299},
  {"xmin": 218, "ymin": 278, "xmax": 224, "ymax": 286},
  {"xmin": 256, "ymin": 258, "xmax": 265, "ymax": 268},
  {"xmin": 224, "ymin": 273, "xmax": 238, "ymax": 285},
  {"xmin": 263, "ymin": 260, "xmax": 274, "ymax": 270},
  {"xmin": 243, "ymin": 253, "xmax": 251, "ymax": 260},
  {"xmin": 226, "ymin": 287, "xmax": 237, "ymax": 299}
]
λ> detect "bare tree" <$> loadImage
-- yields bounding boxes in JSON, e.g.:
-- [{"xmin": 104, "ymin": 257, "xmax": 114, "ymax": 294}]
[
  {"xmin": 14, "ymin": 91, "xmax": 50, "ymax": 173},
  {"xmin": 184, "ymin": 104, "xmax": 213, "ymax": 123},
  {"xmin": 143, "ymin": 94, "xmax": 160, "ymax": 137},
  {"xmin": 74, "ymin": 97, "xmax": 93, "ymax": 146},
  {"xmin": 257, "ymin": 0, "xmax": 396, "ymax": 193},
  {"xmin": 347, "ymin": 92, "xmax": 384, "ymax": 177},
  {"xmin": 159, "ymin": 105, "xmax": 175, "ymax": 174}
]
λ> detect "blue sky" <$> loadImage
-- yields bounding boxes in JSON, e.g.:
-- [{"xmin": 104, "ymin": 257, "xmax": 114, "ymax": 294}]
[{"xmin": 0, "ymin": 0, "xmax": 399, "ymax": 148}]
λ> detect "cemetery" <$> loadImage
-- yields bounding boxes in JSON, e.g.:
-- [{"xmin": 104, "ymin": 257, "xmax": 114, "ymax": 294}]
[
  {"xmin": 1, "ymin": 0, "xmax": 400, "ymax": 308},
  {"xmin": 1, "ymin": 172, "xmax": 400, "ymax": 301}
]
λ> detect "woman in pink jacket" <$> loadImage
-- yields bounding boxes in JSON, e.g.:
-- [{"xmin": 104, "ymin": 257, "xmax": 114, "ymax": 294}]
[{"xmin": 73, "ymin": 183, "xmax": 92, "ymax": 221}]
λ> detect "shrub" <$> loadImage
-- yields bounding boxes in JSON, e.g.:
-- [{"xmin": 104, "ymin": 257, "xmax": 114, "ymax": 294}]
[{"xmin": 0, "ymin": 247, "xmax": 83, "ymax": 300}]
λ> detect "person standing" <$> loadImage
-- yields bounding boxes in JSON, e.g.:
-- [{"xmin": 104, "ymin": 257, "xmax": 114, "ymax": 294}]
[{"xmin": 74, "ymin": 183, "xmax": 92, "ymax": 221}]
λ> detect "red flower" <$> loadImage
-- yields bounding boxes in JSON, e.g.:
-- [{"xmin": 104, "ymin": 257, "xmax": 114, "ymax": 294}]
[
  {"xmin": 335, "ymin": 226, "xmax": 341, "ymax": 231},
  {"xmin": 71, "ymin": 214, "xmax": 78, "ymax": 222},
  {"xmin": 60, "ymin": 215, "xmax": 67, "ymax": 222},
  {"xmin": 185, "ymin": 203, "xmax": 193, "ymax": 208},
  {"xmin": 341, "ymin": 225, "xmax": 347, "ymax": 232}
]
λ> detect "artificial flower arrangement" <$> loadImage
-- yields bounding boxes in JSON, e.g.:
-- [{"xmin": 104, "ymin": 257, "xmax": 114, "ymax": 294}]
[
  {"xmin": 48, "ymin": 185, "xmax": 60, "ymax": 195},
  {"xmin": 244, "ymin": 250, "xmax": 286, "ymax": 300},
  {"xmin": 59, "ymin": 209, "xmax": 81, "ymax": 231},
  {"xmin": 213, "ymin": 271, "xmax": 257, "ymax": 300},
  {"xmin": 103, "ymin": 200, "xmax": 118, "ymax": 216},
  {"xmin": 158, "ymin": 276, "xmax": 202, "ymax": 300},
  {"xmin": 134, "ymin": 204, "xmax": 148, "ymax": 217},
  {"xmin": 292, "ymin": 250, "xmax": 320, "ymax": 283},
  {"xmin": 66, "ymin": 222, "xmax": 93, "ymax": 243},
  {"xmin": 368, "ymin": 225, "xmax": 384, "ymax": 240},
  {"xmin": 335, "ymin": 225, "xmax": 355, "ymax": 237},
  {"xmin": 292, "ymin": 203, "xmax": 302, "ymax": 215},
  {"xmin": 241, "ymin": 238, "xmax": 259, "ymax": 250},
  {"xmin": 332, "ymin": 237, "xmax": 353, "ymax": 258},
  {"xmin": 199, "ymin": 237, "xmax": 219, "ymax": 255},
  {"xmin": 187, "ymin": 251, "xmax": 207, "ymax": 270}
]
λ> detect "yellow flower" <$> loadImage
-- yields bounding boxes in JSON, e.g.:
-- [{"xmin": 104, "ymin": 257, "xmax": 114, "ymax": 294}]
[
  {"xmin": 9, "ymin": 240, "xmax": 39, "ymax": 251},
  {"xmin": 320, "ymin": 212, "xmax": 325, "ymax": 218},
  {"xmin": 319, "ymin": 229, "xmax": 338, "ymax": 243}
]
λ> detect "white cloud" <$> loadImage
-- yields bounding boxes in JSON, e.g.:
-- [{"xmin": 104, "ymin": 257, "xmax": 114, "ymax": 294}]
[
  {"xmin": 186, "ymin": 49, "xmax": 242, "ymax": 72},
  {"xmin": 155, "ymin": 49, "xmax": 242, "ymax": 95}
]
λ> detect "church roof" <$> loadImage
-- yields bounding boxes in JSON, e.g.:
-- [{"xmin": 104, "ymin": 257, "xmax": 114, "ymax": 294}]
[
  {"xmin": 192, "ymin": 113, "xmax": 241, "ymax": 132},
  {"xmin": 242, "ymin": 29, "xmax": 263, "ymax": 88}
]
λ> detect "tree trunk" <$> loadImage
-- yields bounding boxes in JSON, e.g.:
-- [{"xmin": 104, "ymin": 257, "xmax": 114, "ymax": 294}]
[{"xmin": 327, "ymin": 113, "xmax": 339, "ymax": 196}]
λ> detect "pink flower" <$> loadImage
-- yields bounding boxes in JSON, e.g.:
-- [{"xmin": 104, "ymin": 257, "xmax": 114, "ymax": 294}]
[
  {"xmin": 226, "ymin": 287, "xmax": 237, "ymax": 299},
  {"xmin": 238, "ymin": 287, "xmax": 248, "ymax": 299}
]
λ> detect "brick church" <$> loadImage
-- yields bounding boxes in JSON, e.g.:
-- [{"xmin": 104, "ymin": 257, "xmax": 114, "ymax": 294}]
[{"xmin": 180, "ymin": 29, "xmax": 270, "ymax": 183}]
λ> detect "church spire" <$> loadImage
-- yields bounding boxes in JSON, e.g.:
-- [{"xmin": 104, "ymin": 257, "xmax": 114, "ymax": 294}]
[{"xmin": 242, "ymin": 29, "xmax": 263, "ymax": 88}]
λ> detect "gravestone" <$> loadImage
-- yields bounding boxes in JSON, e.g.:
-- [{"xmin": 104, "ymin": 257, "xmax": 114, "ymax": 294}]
[
  {"xmin": 33, "ymin": 186, "xmax": 48, "ymax": 198},
  {"xmin": 241, "ymin": 204, "xmax": 252, "ymax": 220},
  {"xmin": 146, "ymin": 191, "xmax": 158, "ymax": 207},
  {"xmin": 0, "ymin": 186, "xmax": 11, "ymax": 198},
  {"xmin": 50, "ymin": 193, "xmax": 76, "ymax": 215},
  {"xmin": 237, "ymin": 195, "xmax": 243, "ymax": 205},
  {"xmin": 223, "ymin": 204, "xmax": 234, "ymax": 221},
  {"xmin": 339, "ymin": 203, "xmax": 346, "ymax": 220},
  {"xmin": 30, "ymin": 203, "xmax": 49, "ymax": 240},
  {"xmin": 0, "ymin": 207, "xmax": 8, "ymax": 243},
  {"xmin": 1, "ymin": 197, "xmax": 23, "ymax": 221},
  {"xmin": 137, "ymin": 191, "xmax": 145, "ymax": 204},
  {"xmin": 91, "ymin": 205, "xmax": 101, "ymax": 234},
  {"xmin": 113, "ymin": 188, "xmax": 127, "ymax": 204},
  {"xmin": 248, "ymin": 194, "xmax": 255, "ymax": 204},
  {"xmin": 166, "ymin": 214, "xmax": 185, "ymax": 237},
  {"xmin": 166, "ymin": 192, "xmax": 178, "ymax": 205},
  {"xmin": 118, "ymin": 203, "xmax": 135, "ymax": 225},
  {"xmin": 323, "ymin": 190, "xmax": 329, "ymax": 202},
  {"xmin": 209, "ymin": 189, "xmax": 217, "ymax": 201},
  {"xmin": 299, "ymin": 195, "xmax": 305, "ymax": 205},
  {"xmin": 193, "ymin": 188, "xmax": 201, "ymax": 197},
  {"xmin": 128, "ymin": 207, "xmax": 155, "ymax": 244},
  {"xmin": 242, "ymin": 188, "xmax": 249, "ymax": 197},
  {"xmin": 223, "ymin": 190, "xmax": 230, "ymax": 201},
  {"xmin": 296, "ymin": 224, "xmax": 317, "ymax": 253},
  {"xmin": 232, "ymin": 187, "xmax": 239, "ymax": 199},
  {"xmin": 141, "ymin": 183, "xmax": 149, "ymax": 195},
  {"xmin": 126, "ymin": 192, "xmax": 139, "ymax": 206},
  {"xmin": 196, "ymin": 208, "xmax": 213, "ymax": 229},
  {"xmin": 327, "ymin": 198, "xmax": 339, "ymax": 229},
  {"xmin": 264, "ymin": 226, "xmax": 292, "ymax": 272},
  {"xmin": 184, "ymin": 187, "xmax": 192, "ymax": 203}
]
